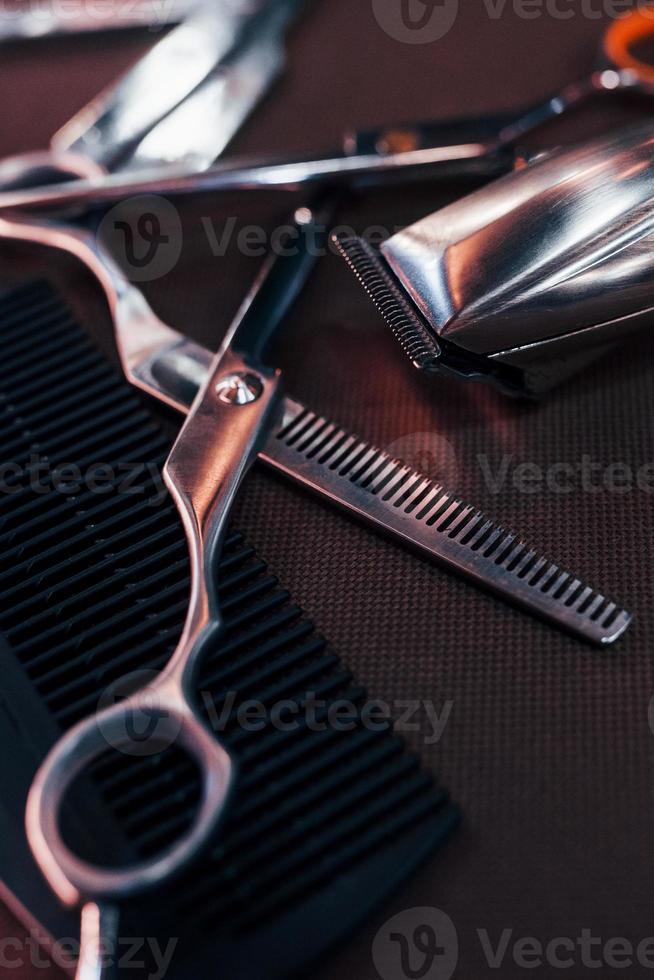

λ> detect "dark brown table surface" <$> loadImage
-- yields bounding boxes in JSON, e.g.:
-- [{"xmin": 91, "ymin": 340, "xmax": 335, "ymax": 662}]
[{"xmin": 2, "ymin": 3, "xmax": 654, "ymax": 979}]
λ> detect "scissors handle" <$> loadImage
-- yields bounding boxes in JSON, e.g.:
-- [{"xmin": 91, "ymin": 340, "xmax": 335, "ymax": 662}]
[
  {"xmin": 26, "ymin": 346, "xmax": 281, "ymax": 909},
  {"xmin": 603, "ymin": 7, "xmax": 654, "ymax": 86},
  {"xmin": 76, "ymin": 902, "xmax": 120, "ymax": 980},
  {"xmin": 25, "ymin": 676, "xmax": 234, "ymax": 908}
]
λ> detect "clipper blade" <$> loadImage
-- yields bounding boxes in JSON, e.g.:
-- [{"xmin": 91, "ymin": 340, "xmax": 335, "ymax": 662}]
[
  {"xmin": 333, "ymin": 233, "xmax": 524, "ymax": 395},
  {"xmin": 333, "ymin": 233, "xmax": 441, "ymax": 371}
]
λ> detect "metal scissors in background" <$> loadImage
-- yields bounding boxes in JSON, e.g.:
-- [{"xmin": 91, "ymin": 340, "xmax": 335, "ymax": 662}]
[
  {"xmin": 20, "ymin": 204, "xmax": 322, "ymax": 980},
  {"xmin": 4, "ymin": 3, "xmax": 654, "ymax": 214},
  {"xmin": 0, "ymin": 0, "xmax": 307, "ymax": 191}
]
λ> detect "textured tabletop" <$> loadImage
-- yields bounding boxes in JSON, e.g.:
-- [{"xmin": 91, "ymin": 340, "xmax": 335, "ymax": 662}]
[{"xmin": 1, "ymin": 3, "xmax": 653, "ymax": 978}]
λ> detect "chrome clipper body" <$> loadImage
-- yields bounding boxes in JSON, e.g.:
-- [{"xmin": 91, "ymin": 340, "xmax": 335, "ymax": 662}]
[{"xmin": 336, "ymin": 121, "xmax": 654, "ymax": 397}]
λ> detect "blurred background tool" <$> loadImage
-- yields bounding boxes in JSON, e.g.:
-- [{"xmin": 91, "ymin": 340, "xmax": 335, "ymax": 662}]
[
  {"xmin": 3, "ymin": 4, "xmax": 654, "ymax": 210},
  {"xmin": 0, "ymin": 0, "xmax": 310, "ymax": 190}
]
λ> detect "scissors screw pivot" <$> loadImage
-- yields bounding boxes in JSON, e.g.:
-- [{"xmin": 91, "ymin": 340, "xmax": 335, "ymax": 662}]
[{"xmin": 215, "ymin": 371, "xmax": 264, "ymax": 405}]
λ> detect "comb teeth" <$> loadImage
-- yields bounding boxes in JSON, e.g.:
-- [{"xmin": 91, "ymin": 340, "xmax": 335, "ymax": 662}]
[
  {"xmin": 264, "ymin": 400, "xmax": 632, "ymax": 647},
  {"xmin": 333, "ymin": 233, "xmax": 441, "ymax": 370}
]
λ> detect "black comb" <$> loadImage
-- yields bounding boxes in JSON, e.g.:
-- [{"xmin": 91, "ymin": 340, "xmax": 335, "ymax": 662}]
[{"xmin": 0, "ymin": 280, "xmax": 459, "ymax": 979}]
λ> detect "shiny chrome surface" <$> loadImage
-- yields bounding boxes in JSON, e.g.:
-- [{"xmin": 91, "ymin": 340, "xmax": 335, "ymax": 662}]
[
  {"xmin": 0, "ymin": 139, "xmax": 499, "ymax": 216},
  {"xmin": 129, "ymin": 24, "xmax": 284, "ymax": 171},
  {"xmin": 381, "ymin": 120, "xmax": 654, "ymax": 392},
  {"xmin": 75, "ymin": 903, "xmax": 120, "ymax": 980},
  {"xmin": 52, "ymin": 1, "xmax": 296, "ymax": 172}
]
